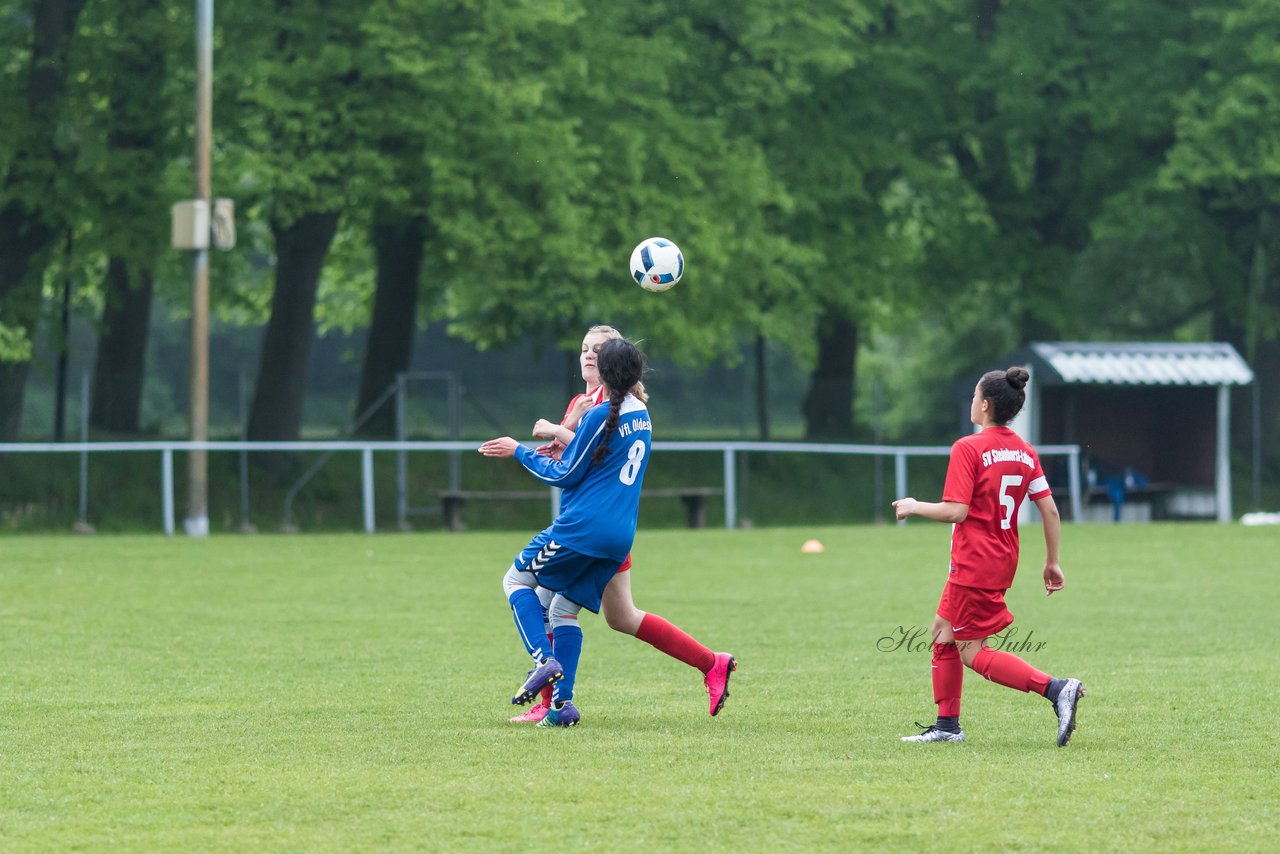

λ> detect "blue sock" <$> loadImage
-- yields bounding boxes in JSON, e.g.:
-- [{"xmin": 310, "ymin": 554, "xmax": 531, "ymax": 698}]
[
  {"xmin": 509, "ymin": 589, "xmax": 551, "ymax": 662},
  {"xmin": 551, "ymin": 624, "xmax": 583, "ymax": 703}
]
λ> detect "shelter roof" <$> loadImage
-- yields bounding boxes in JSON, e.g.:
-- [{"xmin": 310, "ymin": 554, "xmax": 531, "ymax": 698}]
[{"xmin": 1018, "ymin": 342, "xmax": 1254, "ymax": 387}]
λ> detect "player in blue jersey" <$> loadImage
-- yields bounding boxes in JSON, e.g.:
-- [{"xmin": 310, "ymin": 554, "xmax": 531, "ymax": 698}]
[
  {"xmin": 479, "ymin": 338, "xmax": 652, "ymax": 728},
  {"xmin": 511, "ymin": 324, "xmax": 734, "ymax": 724}
]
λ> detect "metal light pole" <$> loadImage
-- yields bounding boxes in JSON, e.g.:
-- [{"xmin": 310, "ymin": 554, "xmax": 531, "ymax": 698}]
[{"xmin": 185, "ymin": 0, "xmax": 213, "ymax": 537}]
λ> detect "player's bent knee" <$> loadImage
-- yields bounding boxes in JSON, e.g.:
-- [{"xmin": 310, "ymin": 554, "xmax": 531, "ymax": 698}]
[
  {"xmin": 548, "ymin": 594, "xmax": 582, "ymax": 630},
  {"xmin": 931, "ymin": 616, "xmax": 956, "ymax": 645},
  {"xmin": 535, "ymin": 585, "xmax": 555, "ymax": 609},
  {"xmin": 957, "ymin": 640, "xmax": 984, "ymax": 668},
  {"xmin": 502, "ymin": 564, "xmax": 537, "ymax": 599},
  {"xmin": 604, "ymin": 604, "xmax": 642, "ymax": 634}
]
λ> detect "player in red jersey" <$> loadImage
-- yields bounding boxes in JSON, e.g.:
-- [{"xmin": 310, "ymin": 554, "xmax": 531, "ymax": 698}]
[
  {"xmin": 893, "ymin": 367, "xmax": 1085, "ymax": 747},
  {"xmin": 508, "ymin": 325, "xmax": 735, "ymax": 723}
]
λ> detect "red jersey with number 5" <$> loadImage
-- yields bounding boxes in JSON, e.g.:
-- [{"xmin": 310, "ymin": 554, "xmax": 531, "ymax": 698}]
[{"xmin": 942, "ymin": 426, "xmax": 1051, "ymax": 590}]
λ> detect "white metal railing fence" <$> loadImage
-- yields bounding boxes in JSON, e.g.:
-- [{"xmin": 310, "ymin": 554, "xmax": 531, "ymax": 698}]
[{"xmin": 0, "ymin": 440, "xmax": 1083, "ymax": 534}]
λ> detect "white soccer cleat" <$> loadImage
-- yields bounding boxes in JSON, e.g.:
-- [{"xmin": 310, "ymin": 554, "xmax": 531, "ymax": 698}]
[
  {"xmin": 1054, "ymin": 678, "xmax": 1086, "ymax": 747},
  {"xmin": 901, "ymin": 723, "xmax": 965, "ymax": 743}
]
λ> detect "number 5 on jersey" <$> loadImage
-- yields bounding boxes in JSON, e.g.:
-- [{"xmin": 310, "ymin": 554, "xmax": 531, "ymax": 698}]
[{"xmin": 998, "ymin": 474, "xmax": 1023, "ymax": 530}]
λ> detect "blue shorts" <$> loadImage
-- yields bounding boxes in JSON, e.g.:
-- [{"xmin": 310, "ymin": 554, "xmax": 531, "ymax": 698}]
[{"xmin": 514, "ymin": 527, "xmax": 621, "ymax": 613}]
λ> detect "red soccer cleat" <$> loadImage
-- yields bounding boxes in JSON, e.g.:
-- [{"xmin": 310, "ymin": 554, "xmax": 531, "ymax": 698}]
[
  {"xmin": 704, "ymin": 653, "xmax": 737, "ymax": 717},
  {"xmin": 509, "ymin": 701, "xmax": 551, "ymax": 724}
]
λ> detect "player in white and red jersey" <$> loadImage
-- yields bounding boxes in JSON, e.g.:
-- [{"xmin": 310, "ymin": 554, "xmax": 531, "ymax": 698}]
[
  {"xmin": 507, "ymin": 325, "xmax": 735, "ymax": 723},
  {"xmin": 893, "ymin": 367, "xmax": 1085, "ymax": 747}
]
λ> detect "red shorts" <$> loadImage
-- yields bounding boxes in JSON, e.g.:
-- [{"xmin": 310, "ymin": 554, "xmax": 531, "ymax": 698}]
[
  {"xmin": 936, "ymin": 582, "xmax": 1013, "ymax": 641},
  {"xmin": 616, "ymin": 554, "xmax": 632, "ymax": 574}
]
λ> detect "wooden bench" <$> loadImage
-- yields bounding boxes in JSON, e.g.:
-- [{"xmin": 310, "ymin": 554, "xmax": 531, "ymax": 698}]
[
  {"xmin": 439, "ymin": 490, "xmax": 548, "ymax": 532},
  {"xmin": 439, "ymin": 486, "xmax": 723, "ymax": 531},
  {"xmin": 643, "ymin": 487, "xmax": 723, "ymax": 529}
]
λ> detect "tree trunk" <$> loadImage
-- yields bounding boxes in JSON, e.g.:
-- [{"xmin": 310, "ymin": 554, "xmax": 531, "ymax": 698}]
[
  {"xmin": 0, "ymin": 362, "xmax": 32, "ymax": 441},
  {"xmin": 354, "ymin": 210, "xmax": 428, "ymax": 436},
  {"xmin": 0, "ymin": 0, "xmax": 85, "ymax": 303},
  {"xmin": 975, "ymin": 0, "xmax": 1000, "ymax": 43},
  {"xmin": 87, "ymin": 0, "xmax": 170, "ymax": 437},
  {"xmin": 247, "ymin": 211, "xmax": 341, "ymax": 441},
  {"xmin": 754, "ymin": 333, "xmax": 770, "ymax": 440},
  {"xmin": 91, "ymin": 257, "xmax": 154, "ymax": 434},
  {"xmin": 802, "ymin": 312, "xmax": 858, "ymax": 440},
  {"xmin": 0, "ymin": 0, "xmax": 88, "ymax": 441},
  {"xmin": 1246, "ymin": 211, "xmax": 1279, "ymax": 467},
  {"xmin": 1255, "ymin": 335, "xmax": 1280, "ymax": 466}
]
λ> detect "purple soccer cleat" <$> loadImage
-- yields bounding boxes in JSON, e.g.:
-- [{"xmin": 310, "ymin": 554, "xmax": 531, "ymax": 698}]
[
  {"xmin": 512, "ymin": 658, "xmax": 563, "ymax": 706},
  {"xmin": 536, "ymin": 700, "xmax": 580, "ymax": 728}
]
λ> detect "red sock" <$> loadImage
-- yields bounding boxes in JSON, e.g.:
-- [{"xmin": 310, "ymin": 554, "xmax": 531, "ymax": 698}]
[
  {"xmin": 539, "ymin": 632, "xmax": 554, "ymax": 705},
  {"xmin": 636, "ymin": 613, "xmax": 715, "ymax": 673},
  {"xmin": 971, "ymin": 646, "xmax": 1052, "ymax": 695},
  {"xmin": 932, "ymin": 642, "xmax": 963, "ymax": 717}
]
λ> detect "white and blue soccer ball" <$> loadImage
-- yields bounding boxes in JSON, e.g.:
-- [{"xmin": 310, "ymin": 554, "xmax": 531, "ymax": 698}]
[{"xmin": 629, "ymin": 237, "xmax": 684, "ymax": 292}]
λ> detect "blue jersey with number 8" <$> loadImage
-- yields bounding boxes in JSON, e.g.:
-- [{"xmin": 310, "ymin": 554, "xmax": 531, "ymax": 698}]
[{"xmin": 513, "ymin": 395, "xmax": 651, "ymax": 561}]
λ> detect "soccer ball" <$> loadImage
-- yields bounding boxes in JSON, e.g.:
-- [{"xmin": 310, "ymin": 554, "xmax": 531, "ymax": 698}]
[{"xmin": 629, "ymin": 237, "xmax": 684, "ymax": 292}]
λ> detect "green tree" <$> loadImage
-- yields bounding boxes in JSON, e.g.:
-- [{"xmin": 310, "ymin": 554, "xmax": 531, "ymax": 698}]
[
  {"xmin": 1161, "ymin": 0, "xmax": 1280, "ymax": 463},
  {"xmin": 72, "ymin": 1, "xmax": 186, "ymax": 434},
  {"xmin": 855, "ymin": 0, "xmax": 1229, "ymax": 442},
  {"xmin": 216, "ymin": 0, "xmax": 388, "ymax": 441},
  {"xmin": 420, "ymin": 2, "xmax": 789, "ymax": 365},
  {"xmin": 924, "ymin": 1, "xmax": 1200, "ymax": 342},
  {"xmin": 742, "ymin": 1, "xmax": 985, "ymax": 438},
  {"xmin": 350, "ymin": 0, "xmax": 589, "ymax": 436},
  {"xmin": 0, "ymin": 0, "xmax": 88, "ymax": 440}
]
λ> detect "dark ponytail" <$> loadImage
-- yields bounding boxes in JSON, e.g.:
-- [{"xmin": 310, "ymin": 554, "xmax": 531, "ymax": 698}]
[
  {"xmin": 593, "ymin": 386, "xmax": 627, "ymax": 465},
  {"xmin": 591, "ymin": 338, "xmax": 647, "ymax": 465},
  {"xmin": 978, "ymin": 366, "xmax": 1030, "ymax": 425}
]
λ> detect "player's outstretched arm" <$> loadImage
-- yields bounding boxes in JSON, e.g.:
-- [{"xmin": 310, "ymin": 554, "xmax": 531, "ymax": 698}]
[
  {"xmin": 1034, "ymin": 494, "xmax": 1064, "ymax": 595},
  {"xmin": 478, "ymin": 437, "xmax": 520, "ymax": 458},
  {"xmin": 893, "ymin": 497, "xmax": 968, "ymax": 523},
  {"xmin": 510, "ymin": 406, "xmax": 607, "ymax": 489}
]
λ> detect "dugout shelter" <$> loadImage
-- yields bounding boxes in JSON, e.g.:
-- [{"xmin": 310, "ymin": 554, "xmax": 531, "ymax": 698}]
[{"xmin": 973, "ymin": 342, "xmax": 1254, "ymax": 523}]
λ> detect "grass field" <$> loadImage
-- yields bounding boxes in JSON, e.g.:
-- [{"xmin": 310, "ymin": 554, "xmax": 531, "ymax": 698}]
[{"xmin": 1, "ymin": 524, "xmax": 1276, "ymax": 852}]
